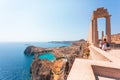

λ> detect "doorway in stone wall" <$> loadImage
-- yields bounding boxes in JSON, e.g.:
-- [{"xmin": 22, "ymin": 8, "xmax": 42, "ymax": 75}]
[
  {"xmin": 98, "ymin": 18, "xmax": 106, "ymax": 40},
  {"xmin": 89, "ymin": 8, "xmax": 111, "ymax": 46}
]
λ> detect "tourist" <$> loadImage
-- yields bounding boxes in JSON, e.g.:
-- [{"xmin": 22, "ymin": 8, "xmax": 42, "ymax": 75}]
[
  {"xmin": 99, "ymin": 39, "xmax": 102, "ymax": 49},
  {"xmin": 102, "ymin": 38, "xmax": 107, "ymax": 51}
]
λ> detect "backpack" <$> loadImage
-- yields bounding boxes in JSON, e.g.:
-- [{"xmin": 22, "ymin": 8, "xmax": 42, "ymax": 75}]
[{"xmin": 106, "ymin": 43, "xmax": 110, "ymax": 47}]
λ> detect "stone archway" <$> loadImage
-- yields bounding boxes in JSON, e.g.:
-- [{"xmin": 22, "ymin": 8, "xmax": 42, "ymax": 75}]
[{"xmin": 91, "ymin": 7, "xmax": 111, "ymax": 46}]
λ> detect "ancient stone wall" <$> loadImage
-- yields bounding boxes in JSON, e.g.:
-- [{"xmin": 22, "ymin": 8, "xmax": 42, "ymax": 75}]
[{"xmin": 111, "ymin": 33, "xmax": 120, "ymax": 44}]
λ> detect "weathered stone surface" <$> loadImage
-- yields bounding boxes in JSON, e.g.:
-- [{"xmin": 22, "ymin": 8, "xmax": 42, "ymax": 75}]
[{"xmin": 111, "ymin": 33, "xmax": 120, "ymax": 44}]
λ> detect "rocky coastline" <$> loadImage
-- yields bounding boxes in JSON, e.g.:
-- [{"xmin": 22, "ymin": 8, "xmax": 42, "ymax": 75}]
[{"xmin": 24, "ymin": 40, "xmax": 90, "ymax": 80}]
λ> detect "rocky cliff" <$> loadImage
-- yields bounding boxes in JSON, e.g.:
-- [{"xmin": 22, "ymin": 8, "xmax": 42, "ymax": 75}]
[
  {"xmin": 24, "ymin": 46, "xmax": 36, "ymax": 55},
  {"xmin": 25, "ymin": 41, "xmax": 90, "ymax": 80},
  {"xmin": 30, "ymin": 58, "xmax": 53, "ymax": 80},
  {"xmin": 24, "ymin": 46, "xmax": 52, "ymax": 56},
  {"xmin": 30, "ymin": 58, "xmax": 67, "ymax": 80}
]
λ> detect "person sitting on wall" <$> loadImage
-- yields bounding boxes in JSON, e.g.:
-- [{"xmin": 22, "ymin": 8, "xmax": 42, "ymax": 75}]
[
  {"xmin": 106, "ymin": 42, "xmax": 111, "ymax": 50},
  {"xmin": 99, "ymin": 39, "xmax": 102, "ymax": 49}
]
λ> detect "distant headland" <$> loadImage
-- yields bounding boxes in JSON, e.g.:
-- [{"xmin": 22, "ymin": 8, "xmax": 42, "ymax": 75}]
[{"xmin": 48, "ymin": 39, "xmax": 85, "ymax": 44}]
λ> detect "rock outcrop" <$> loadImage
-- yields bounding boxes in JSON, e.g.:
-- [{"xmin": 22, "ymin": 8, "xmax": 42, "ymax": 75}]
[
  {"xmin": 30, "ymin": 58, "xmax": 53, "ymax": 80},
  {"xmin": 31, "ymin": 58, "xmax": 67, "ymax": 80},
  {"xmin": 24, "ymin": 46, "xmax": 36, "ymax": 55},
  {"xmin": 24, "ymin": 46, "xmax": 52, "ymax": 55},
  {"xmin": 52, "ymin": 59, "xmax": 67, "ymax": 80}
]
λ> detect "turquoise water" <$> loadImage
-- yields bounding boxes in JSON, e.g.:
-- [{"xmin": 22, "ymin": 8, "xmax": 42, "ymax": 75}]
[
  {"xmin": 39, "ymin": 52, "xmax": 56, "ymax": 61},
  {"xmin": 0, "ymin": 42, "xmax": 70, "ymax": 80}
]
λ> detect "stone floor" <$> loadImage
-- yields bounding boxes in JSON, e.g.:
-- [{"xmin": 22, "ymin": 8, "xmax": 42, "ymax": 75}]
[
  {"xmin": 107, "ymin": 49, "xmax": 120, "ymax": 59},
  {"xmin": 97, "ymin": 76, "xmax": 117, "ymax": 80}
]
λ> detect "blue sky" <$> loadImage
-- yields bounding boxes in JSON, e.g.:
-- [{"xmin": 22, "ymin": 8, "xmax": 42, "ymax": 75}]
[{"xmin": 0, "ymin": 0, "xmax": 120, "ymax": 42}]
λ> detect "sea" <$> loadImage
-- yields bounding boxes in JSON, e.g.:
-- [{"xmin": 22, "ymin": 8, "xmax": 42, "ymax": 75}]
[{"xmin": 0, "ymin": 42, "xmax": 70, "ymax": 80}]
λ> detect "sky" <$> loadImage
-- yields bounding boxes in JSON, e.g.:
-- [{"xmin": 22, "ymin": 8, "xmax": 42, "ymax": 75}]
[{"xmin": 0, "ymin": 0, "xmax": 120, "ymax": 42}]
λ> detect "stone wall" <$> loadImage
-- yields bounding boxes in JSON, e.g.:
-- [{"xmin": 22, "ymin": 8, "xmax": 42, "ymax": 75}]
[{"xmin": 111, "ymin": 33, "xmax": 120, "ymax": 44}]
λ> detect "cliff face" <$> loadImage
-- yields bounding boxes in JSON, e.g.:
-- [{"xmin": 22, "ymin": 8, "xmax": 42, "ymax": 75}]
[
  {"xmin": 52, "ymin": 59, "xmax": 67, "ymax": 80},
  {"xmin": 31, "ymin": 58, "xmax": 67, "ymax": 80},
  {"xmin": 30, "ymin": 58, "xmax": 53, "ymax": 80},
  {"xmin": 24, "ymin": 46, "xmax": 36, "ymax": 55}
]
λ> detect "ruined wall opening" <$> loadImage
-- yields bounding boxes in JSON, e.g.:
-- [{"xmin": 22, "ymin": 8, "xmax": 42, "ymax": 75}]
[
  {"xmin": 87, "ymin": 7, "xmax": 111, "ymax": 46},
  {"xmin": 98, "ymin": 18, "xmax": 106, "ymax": 40}
]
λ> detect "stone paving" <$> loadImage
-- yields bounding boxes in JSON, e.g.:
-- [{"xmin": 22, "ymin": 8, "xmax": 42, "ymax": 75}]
[
  {"xmin": 107, "ymin": 49, "xmax": 120, "ymax": 59},
  {"xmin": 67, "ymin": 45, "xmax": 120, "ymax": 80}
]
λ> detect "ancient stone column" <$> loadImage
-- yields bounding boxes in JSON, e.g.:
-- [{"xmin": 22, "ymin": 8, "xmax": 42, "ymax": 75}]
[
  {"xmin": 91, "ymin": 20, "xmax": 94, "ymax": 44},
  {"xmin": 106, "ymin": 15, "xmax": 111, "ymax": 43},
  {"xmin": 92, "ymin": 19, "xmax": 96, "ymax": 45},
  {"xmin": 94, "ymin": 18, "xmax": 98, "ymax": 46}
]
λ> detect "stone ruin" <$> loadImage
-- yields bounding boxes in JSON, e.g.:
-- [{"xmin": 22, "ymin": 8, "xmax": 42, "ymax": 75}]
[{"xmin": 88, "ymin": 7, "xmax": 111, "ymax": 47}]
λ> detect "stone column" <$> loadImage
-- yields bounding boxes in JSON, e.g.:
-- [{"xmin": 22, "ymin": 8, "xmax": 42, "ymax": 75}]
[
  {"xmin": 106, "ymin": 15, "xmax": 111, "ymax": 43},
  {"xmin": 92, "ymin": 19, "xmax": 96, "ymax": 45},
  {"xmin": 91, "ymin": 20, "xmax": 94, "ymax": 44},
  {"xmin": 94, "ymin": 18, "xmax": 98, "ymax": 46}
]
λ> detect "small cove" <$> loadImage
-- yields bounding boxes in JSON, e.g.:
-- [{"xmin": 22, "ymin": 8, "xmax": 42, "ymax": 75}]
[{"xmin": 39, "ymin": 52, "xmax": 56, "ymax": 61}]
